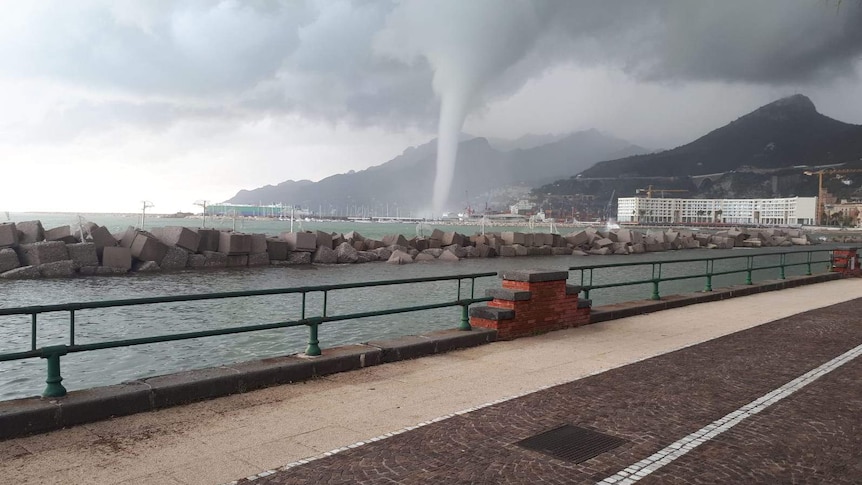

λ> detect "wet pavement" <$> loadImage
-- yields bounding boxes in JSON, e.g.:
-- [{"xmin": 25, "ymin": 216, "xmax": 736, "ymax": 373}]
[{"xmin": 239, "ymin": 299, "xmax": 862, "ymax": 484}]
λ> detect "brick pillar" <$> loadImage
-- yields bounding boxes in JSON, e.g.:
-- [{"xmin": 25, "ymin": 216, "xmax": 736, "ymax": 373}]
[
  {"xmin": 469, "ymin": 269, "xmax": 591, "ymax": 340},
  {"xmin": 831, "ymin": 247, "xmax": 861, "ymax": 276}
]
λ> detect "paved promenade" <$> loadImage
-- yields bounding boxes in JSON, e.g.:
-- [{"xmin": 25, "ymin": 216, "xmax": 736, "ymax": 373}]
[{"xmin": 2, "ymin": 279, "xmax": 862, "ymax": 484}]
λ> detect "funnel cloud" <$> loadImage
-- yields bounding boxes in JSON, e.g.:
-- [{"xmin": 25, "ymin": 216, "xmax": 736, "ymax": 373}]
[{"xmin": 0, "ymin": 1, "xmax": 861, "ymax": 212}]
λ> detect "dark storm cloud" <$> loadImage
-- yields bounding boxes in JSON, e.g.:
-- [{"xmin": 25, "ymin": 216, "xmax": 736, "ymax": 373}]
[{"xmin": 1, "ymin": 0, "xmax": 860, "ymax": 136}]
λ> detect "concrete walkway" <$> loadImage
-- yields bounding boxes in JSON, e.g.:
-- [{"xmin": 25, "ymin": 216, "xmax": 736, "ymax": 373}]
[{"xmin": 2, "ymin": 279, "xmax": 861, "ymax": 484}]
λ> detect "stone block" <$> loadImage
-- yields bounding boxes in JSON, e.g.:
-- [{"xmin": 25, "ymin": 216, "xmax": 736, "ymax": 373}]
[
  {"xmin": 66, "ymin": 243, "xmax": 99, "ymax": 269},
  {"xmin": 356, "ymin": 251, "xmax": 378, "ymax": 263},
  {"xmin": 414, "ymin": 252, "xmax": 435, "ymax": 262},
  {"xmin": 474, "ymin": 243, "xmax": 497, "ymax": 258},
  {"xmin": 152, "ymin": 226, "xmax": 201, "ymax": 252},
  {"xmin": 352, "ymin": 240, "xmax": 366, "ymax": 251},
  {"xmin": 373, "ymin": 247, "xmax": 392, "ymax": 261},
  {"xmin": 249, "ymin": 233, "xmax": 267, "ymax": 254},
  {"xmin": 218, "ymin": 232, "xmax": 251, "ymax": 255},
  {"xmin": 444, "ymin": 245, "xmax": 468, "ymax": 258},
  {"xmin": 315, "ymin": 231, "xmax": 333, "ymax": 249},
  {"xmin": 1, "ymin": 265, "xmax": 40, "ymax": 279},
  {"xmin": 428, "ymin": 238, "xmax": 442, "ymax": 249},
  {"xmin": 409, "ymin": 237, "xmax": 428, "ymax": 251},
  {"xmin": 593, "ymin": 238, "xmax": 614, "ymax": 249},
  {"xmin": 131, "ymin": 233, "xmax": 168, "ymax": 263},
  {"xmin": 791, "ymin": 237, "xmax": 809, "ymax": 246},
  {"xmin": 564, "ymin": 230, "xmax": 590, "ymax": 247},
  {"xmin": 430, "ymin": 229, "xmax": 445, "ymax": 241},
  {"xmin": 523, "ymin": 233, "xmax": 535, "ymax": 247},
  {"xmin": 513, "ymin": 244, "xmax": 529, "ymax": 256},
  {"xmin": 442, "ymin": 232, "xmax": 466, "ymax": 246},
  {"xmin": 438, "ymin": 249, "xmax": 460, "ymax": 261},
  {"xmin": 630, "ymin": 243, "xmax": 646, "ymax": 254},
  {"xmin": 102, "ymin": 246, "xmax": 132, "ymax": 270},
  {"xmin": 365, "ymin": 239, "xmax": 385, "ymax": 250},
  {"xmin": 160, "ymin": 246, "xmax": 189, "ymax": 270},
  {"xmin": 0, "ymin": 248, "xmax": 20, "ymax": 273},
  {"xmin": 202, "ymin": 251, "xmax": 227, "ymax": 268},
  {"xmin": 0, "ymin": 223, "xmax": 18, "ymax": 248},
  {"xmin": 281, "ymin": 232, "xmax": 317, "ymax": 251},
  {"xmin": 44, "ymin": 225, "xmax": 79, "ymax": 244},
  {"xmin": 615, "ymin": 229, "xmax": 632, "ymax": 243},
  {"xmin": 248, "ymin": 252, "xmax": 270, "ymax": 266},
  {"xmin": 19, "ymin": 241, "xmax": 69, "ymax": 265},
  {"xmin": 39, "ymin": 260, "xmax": 76, "ymax": 278},
  {"xmin": 226, "ymin": 255, "xmax": 248, "ymax": 267},
  {"xmin": 551, "ymin": 247, "xmax": 571, "ymax": 256},
  {"xmin": 15, "ymin": 221, "xmax": 44, "ymax": 244},
  {"xmin": 332, "ymin": 234, "xmax": 345, "ymax": 247},
  {"xmin": 266, "ymin": 238, "xmax": 289, "ymax": 260},
  {"xmin": 589, "ymin": 247, "xmax": 611, "ymax": 255},
  {"xmin": 196, "ymin": 229, "xmax": 220, "ymax": 252}
]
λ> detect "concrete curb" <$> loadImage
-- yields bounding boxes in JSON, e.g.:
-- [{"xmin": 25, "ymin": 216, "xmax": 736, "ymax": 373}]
[{"xmin": 0, "ymin": 329, "xmax": 497, "ymax": 440}]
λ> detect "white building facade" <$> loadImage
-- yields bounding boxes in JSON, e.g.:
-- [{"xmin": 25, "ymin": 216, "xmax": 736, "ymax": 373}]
[{"xmin": 617, "ymin": 196, "xmax": 817, "ymax": 226}]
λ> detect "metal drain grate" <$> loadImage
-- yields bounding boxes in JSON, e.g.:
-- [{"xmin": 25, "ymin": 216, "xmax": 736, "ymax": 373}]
[{"xmin": 516, "ymin": 425, "xmax": 627, "ymax": 463}]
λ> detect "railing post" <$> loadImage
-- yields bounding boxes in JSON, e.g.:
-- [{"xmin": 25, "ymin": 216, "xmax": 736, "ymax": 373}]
[
  {"xmin": 704, "ymin": 260, "xmax": 713, "ymax": 292},
  {"xmin": 806, "ymin": 252, "xmax": 813, "ymax": 276},
  {"xmin": 40, "ymin": 345, "xmax": 68, "ymax": 398},
  {"xmin": 459, "ymin": 303, "xmax": 471, "ymax": 331},
  {"xmin": 651, "ymin": 263, "xmax": 661, "ymax": 300},
  {"xmin": 779, "ymin": 253, "xmax": 786, "ymax": 280},
  {"xmin": 746, "ymin": 256, "xmax": 753, "ymax": 285},
  {"xmin": 305, "ymin": 319, "xmax": 321, "ymax": 356}
]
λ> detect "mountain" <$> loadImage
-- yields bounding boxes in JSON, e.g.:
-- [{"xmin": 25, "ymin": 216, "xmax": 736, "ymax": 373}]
[
  {"xmin": 532, "ymin": 95, "xmax": 862, "ymax": 218},
  {"xmin": 226, "ymin": 129, "xmax": 648, "ymax": 213},
  {"xmin": 579, "ymin": 94, "xmax": 862, "ymax": 178},
  {"xmin": 485, "ymin": 132, "xmax": 572, "ymax": 151}
]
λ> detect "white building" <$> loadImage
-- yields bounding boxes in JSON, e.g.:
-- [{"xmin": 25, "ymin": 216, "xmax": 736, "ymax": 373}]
[
  {"xmin": 509, "ymin": 199, "xmax": 534, "ymax": 214},
  {"xmin": 617, "ymin": 196, "xmax": 817, "ymax": 226}
]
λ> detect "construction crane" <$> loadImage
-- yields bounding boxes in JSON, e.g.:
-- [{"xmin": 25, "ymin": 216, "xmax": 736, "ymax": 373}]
[
  {"xmin": 635, "ymin": 185, "xmax": 689, "ymax": 198},
  {"xmin": 803, "ymin": 168, "xmax": 862, "ymax": 225}
]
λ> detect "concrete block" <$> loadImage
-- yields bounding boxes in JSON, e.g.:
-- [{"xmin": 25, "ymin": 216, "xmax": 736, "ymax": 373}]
[
  {"xmin": 551, "ymin": 247, "xmax": 571, "ymax": 255},
  {"xmin": 102, "ymin": 246, "xmax": 132, "ymax": 270},
  {"xmin": 513, "ymin": 244, "xmax": 529, "ymax": 256},
  {"xmin": 247, "ymin": 252, "xmax": 269, "ymax": 266},
  {"xmin": 315, "ymin": 231, "xmax": 333, "ymax": 249},
  {"xmin": 593, "ymin": 238, "xmax": 614, "ymax": 248},
  {"xmin": 382, "ymin": 234, "xmax": 409, "ymax": 247},
  {"xmin": 352, "ymin": 240, "xmax": 366, "ymax": 251},
  {"xmin": 19, "ymin": 241, "xmax": 69, "ymax": 265},
  {"xmin": 499, "ymin": 245, "xmax": 516, "ymax": 257},
  {"xmin": 287, "ymin": 251, "xmax": 312, "ymax": 265},
  {"xmin": 15, "ymin": 221, "xmax": 44, "ymax": 244},
  {"xmin": 225, "ymin": 255, "xmax": 248, "ymax": 267},
  {"xmin": 0, "ymin": 223, "xmax": 18, "ymax": 248},
  {"xmin": 160, "ymin": 246, "xmax": 189, "ymax": 270},
  {"xmin": 428, "ymin": 238, "xmax": 442, "ymax": 249},
  {"xmin": 589, "ymin": 247, "xmax": 612, "ymax": 255},
  {"xmin": 336, "ymin": 242, "xmax": 359, "ymax": 263},
  {"xmin": 356, "ymin": 251, "xmax": 378, "ymax": 263},
  {"xmin": 196, "ymin": 229, "xmax": 220, "ymax": 252},
  {"xmin": 442, "ymin": 232, "xmax": 466, "ymax": 246},
  {"xmin": 387, "ymin": 249, "xmax": 414, "ymax": 264},
  {"xmin": 44, "ymin": 225, "xmax": 79, "ymax": 244},
  {"xmin": 247, "ymin": 233, "xmax": 267, "ymax": 254},
  {"xmin": 281, "ymin": 232, "xmax": 317, "ymax": 251},
  {"xmin": 66, "ymin": 243, "xmax": 99, "ymax": 269},
  {"xmin": 187, "ymin": 254, "xmax": 206, "ymax": 268},
  {"xmin": 343, "ymin": 231, "xmax": 364, "ymax": 242},
  {"xmin": 430, "ymin": 229, "xmax": 445, "ymax": 241},
  {"xmin": 313, "ymin": 246, "xmax": 338, "ymax": 264},
  {"xmin": 118, "ymin": 227, "xmax": 138, "ymax": 248},
  {"xmin": 0, "ymin": 248, "xmax": 21, "ymax": 272},
  {"xmin": 564, "ymin": 230, "xmax": 590, "ymax": 247},
  {"xmin": 202, "ymin": 251, "xmax": 227, "ymax": 268},
  {"xmin": 218, "ymin": 231, "xmax": 252, "ymax": 255},
  {"xmin": 39, "ymin": 260, "xmax": 76, "ymax": 278},
  {"xmin": 438, "ymin": 249, "xmax": 460, "ymax": 261},
  {"xmin": 414, "ymin": 253, "xmax": 435, "ymax": 261},
  {"xmin": 523, "ymin": 233, "xmax": 535, "ymax": 247},
  {"xmin": 1, "ymin": 265, "xmax": 40, "ymax": 279},
  {"xmin": 131, "ymin": 233, "xmax": 168, "ymax": 263},
  {"xmin": 88, "ymin": 226, "xmax": 117, "ymax": 256},
  {"xmin": 133, "ymin": 261, "xmax": 161, "ymax": 272},
  {"xmin": 373, "ymin": 247, "xmax": 392, "ymax": 261},
  {"xmin": 266, "ymin": 238, "xmax": 289, "ymax": 260},
  {"xmin": 153, "ymin": 226, "xmax": 201, "ymax": 252},
  {"xmin": 501, "ymin": 232, "xmax": 526, "ymax": 245}
]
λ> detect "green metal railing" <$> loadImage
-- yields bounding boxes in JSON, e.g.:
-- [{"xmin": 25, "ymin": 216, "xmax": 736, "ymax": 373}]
[
  {"xmin": 0, "ymin": 272, "xmax": 496, "ymax": 398},
  {"xmin": 571, "ymin": 249, "xmax": 836, "ymax": 301}
]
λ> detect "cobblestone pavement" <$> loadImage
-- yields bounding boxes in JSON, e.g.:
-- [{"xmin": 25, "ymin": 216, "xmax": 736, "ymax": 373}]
[{"xmin": 238, "ymin": 299, "xmax": 862, "ymax": 484}]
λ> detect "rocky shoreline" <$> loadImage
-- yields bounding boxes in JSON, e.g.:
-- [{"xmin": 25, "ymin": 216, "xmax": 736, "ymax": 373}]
[{"xmin": 0, "ymin": 220, "xmax": 816, "ymax": 280}]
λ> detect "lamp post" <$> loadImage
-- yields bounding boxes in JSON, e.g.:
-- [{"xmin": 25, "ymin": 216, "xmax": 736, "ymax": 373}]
[{"xmin": 140, "ymin": 201, "xmax": 154, "ymax": 229}]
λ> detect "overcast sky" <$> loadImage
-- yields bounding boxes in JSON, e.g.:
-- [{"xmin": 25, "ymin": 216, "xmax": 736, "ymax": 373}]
[{"xmin": 1, "ymin": 0, "xmax": 861, "ymax": 213}]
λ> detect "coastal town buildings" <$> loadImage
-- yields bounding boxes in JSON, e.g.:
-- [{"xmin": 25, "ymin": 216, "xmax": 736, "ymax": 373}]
[{"xmin": 617, "ymin": 196, "xmax": 818, "ymax": 226}]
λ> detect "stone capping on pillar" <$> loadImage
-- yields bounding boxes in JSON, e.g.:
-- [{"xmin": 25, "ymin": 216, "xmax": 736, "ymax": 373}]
[{"xmin": 470, "ymin": 269, "xmax": 591, "ymax": 339}]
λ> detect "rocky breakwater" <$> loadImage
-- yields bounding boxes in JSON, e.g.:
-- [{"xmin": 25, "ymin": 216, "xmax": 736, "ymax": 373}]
[{"xmin": 0, "ymin": 221, "xmax": 814, "ymax": 280}]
